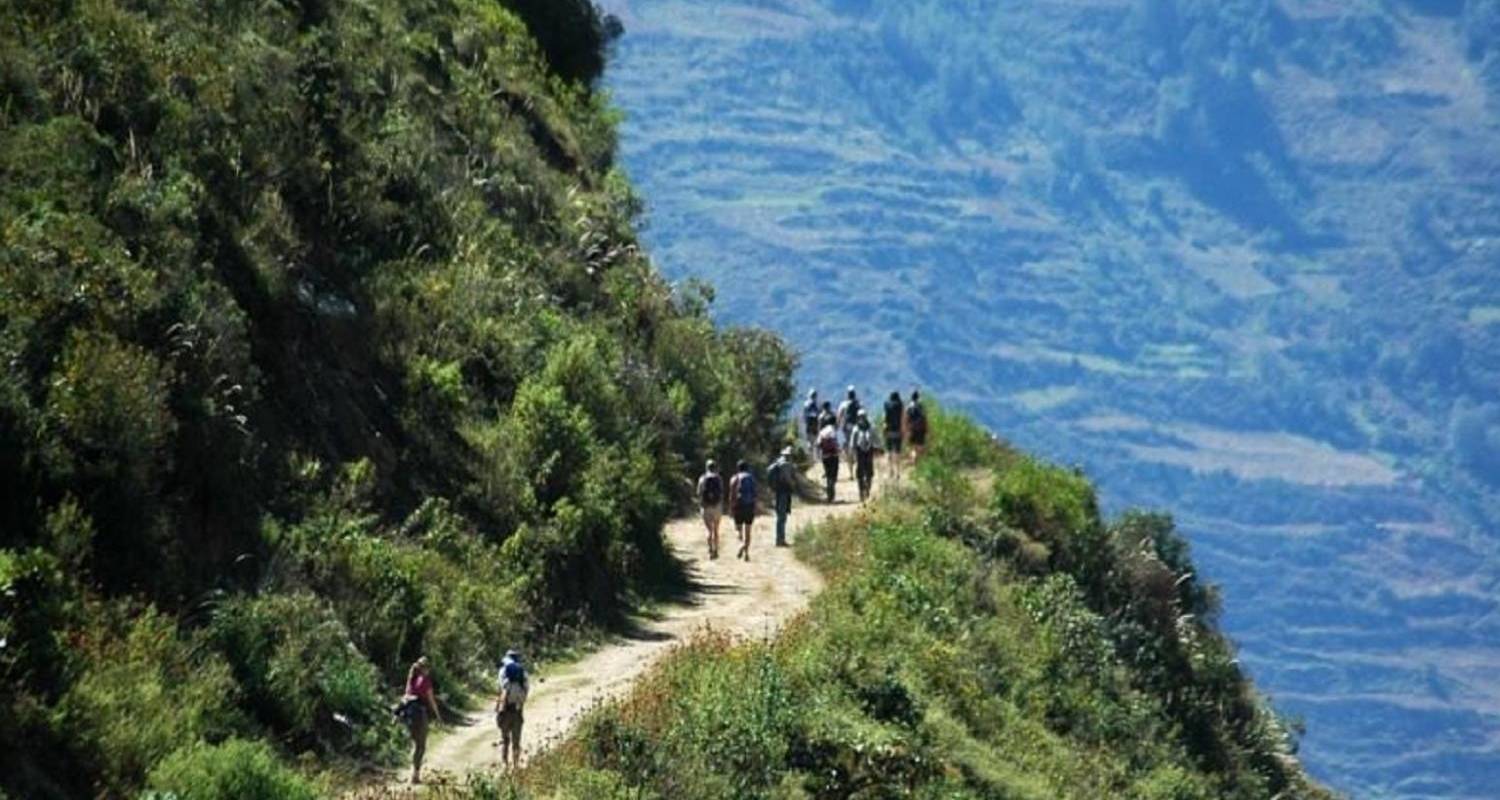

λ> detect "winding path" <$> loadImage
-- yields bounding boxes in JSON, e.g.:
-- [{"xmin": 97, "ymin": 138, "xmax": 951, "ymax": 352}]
[{"xmin": 362, "ymin": 468, "xmax": 882, "ymax": 796}]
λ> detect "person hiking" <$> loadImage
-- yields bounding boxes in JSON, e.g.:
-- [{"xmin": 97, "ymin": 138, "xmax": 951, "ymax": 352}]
[
  {"xmin": 837, "ymin": 386, "xmax": 862, "ymax": 470},
  {"xmin": 728, "ymin": 460, "xmax": 757, "ymax": 560},
  {"xmin": 802, "ymin": 390, "xmax": 821, "ymax": 453},
  {"xmin": 883, "ymin": 390, "xmax": 905, "ymax": 481},
  {"xmin": 767, "ymin": 446, "xmax": 796, "ymax": 547},
  {"xmin": 905, "ymin": 389, "xmax": 929, "ymax": 466},
  {"xmin": 399, "ymin": 656, "xmax": 441, "ymax": 784},
  {"xmin": 817, "ymin": 400, "xmax": 837, "ymax": 436},
  {"xmin": 852, "ymin": 410, "xmax": 877, "ymax": 503},
  {"xmin": 495, "ymin": 649, "xmax": 528, "ymax": 768},
  {"xmin": 696, "ymin": 460, "xmax": 725, "ymax": 559},
  {"xmin": 817, "ymin": 420, "xmax": 841, "ymax": 502}
]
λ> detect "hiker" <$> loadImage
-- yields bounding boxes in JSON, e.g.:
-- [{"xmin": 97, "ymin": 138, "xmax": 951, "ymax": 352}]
[
  {"xmin": 728, "ymin": 459, "xmax": 757, "ymax": 560},
  {"xmin": 495, "ymin": 649, "xmax": 528, "ymax": 768},
  {"xmin": 905, "ymin": 389, "xmax": 929, "ymax": 466},
  {"xmin": 767, "ymin": 446, "xmax": 796, "ymax": 547},
  {"xmin": 696, "ymin": 459, "xmax": 725, "ymax": 559},
  {"xmin": 852, "ymin": 410, "xmax": 877, "ymax": 503},
  {"xmin": 836, "ymin": 386, "xmax": 861, "ymax": 470},
  {"xmin": 883, "ymin": 390, "xmax": 905, "ymax": 481},
  {"xmin": 399, "ymin": 656, "xmax": 441, "ymax": 784},
  {"xmin": 802, "ymin": 390, "xmax": 821, "ymax": 453},
  {"xmin": 817, "ymin": 419, "xmax": 841, "ymax": 502},
  {"xmin": 817, "ymin": 400, "xmax": 837, "ymax": 436}
]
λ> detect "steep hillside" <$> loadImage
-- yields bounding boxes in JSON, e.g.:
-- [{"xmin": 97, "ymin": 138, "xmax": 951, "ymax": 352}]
[
  {"xmin": 478, "ymin": 411, "xmax": 1336, "ymax": 800},
  {"xmin": 598, "ymin": 0, "xmax": 1500, "ymax": 796},
  {"xmin": 0, "ymin": 1, "xmax": 793, "ymax": 796}
]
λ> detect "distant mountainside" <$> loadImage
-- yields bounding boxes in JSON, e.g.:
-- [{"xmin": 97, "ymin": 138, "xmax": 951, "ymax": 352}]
[{"xmin": 598, "ymin": 0, "xmax": 1500, "ymax": 796}]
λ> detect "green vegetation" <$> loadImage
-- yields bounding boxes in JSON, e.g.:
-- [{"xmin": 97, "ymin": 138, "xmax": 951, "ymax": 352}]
[
  {"xmin": 482, "ymin": 412, "xmax": 1332, "ymax": 799},
  {"xmin": 0, "ymin": 1, "xmax": 792, "ymax": 796},
  {"xmin": 144, "ymin": 739, "xmax": 321, "ymax": 800}
]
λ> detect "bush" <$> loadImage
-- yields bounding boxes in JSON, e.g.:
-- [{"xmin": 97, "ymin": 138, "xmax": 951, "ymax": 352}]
[
  {"xmin": 207, "ymin": 592, "xmax": 399, "ymax": 760},
  {"xmin": 144, "ymin": 738, "xmax": 318, "ymax": 800},
  {"xmin": 922, "ymin": 401, "xmax": 1009, "ymax": 469},
  {"xmin": 55, "ymin": 605, "xmax": 244, "ymax": 795},
  {"xmin": 990, "ymin": 457, "xmax": 1109, "ymax": 593}
]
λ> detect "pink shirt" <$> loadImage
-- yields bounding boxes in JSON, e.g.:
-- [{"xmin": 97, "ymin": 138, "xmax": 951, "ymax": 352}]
[{"xmin": 406, "ymin": 672, "xmax": 433, "ymax": 701}]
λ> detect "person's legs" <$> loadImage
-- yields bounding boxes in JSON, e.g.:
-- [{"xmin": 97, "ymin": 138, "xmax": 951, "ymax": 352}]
[
  {"xmin": 842, "ymin": 429, "xmax": 854, "ymax": 478},
  {"xmin": 702, "ymin": 507, "xmax": 714, "ymax": 557},
  {"xmin": 775, "ymin": 497, "xmax": 789, "ymax": 546},
  {"xmin": 502, "ymin": 709, "xmax": 523, "ymax": 766},
  {"xmin": 499, "ymin": 714, "xmax": 512, "ymax": 765},
  {"xmin": 712, "ymin": 508, "xmax": 724, "ymax": 558},
  {"xmin": 511, "ymin": 715, "xmax": 523, "ymax": 766},
  {"xmin": 410, "ymin": 707, "xmax": 428, "ymax": 783},
  {"xmin": 822, "ymin": 458, "xmax": 837, "ymax": 502}
]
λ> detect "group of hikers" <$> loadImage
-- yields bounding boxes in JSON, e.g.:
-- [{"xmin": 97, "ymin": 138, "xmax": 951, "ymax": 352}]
[
  {"xmin": 396, "ymin": 649, "xmax": 529, "ymax": 784},
  {"xmin": 394, "ymin": 386, "xmax": 929, "ymax": 783},
  {"xmin": 694, "ymin": 386, "xmax": 929, "ymax": 560}
]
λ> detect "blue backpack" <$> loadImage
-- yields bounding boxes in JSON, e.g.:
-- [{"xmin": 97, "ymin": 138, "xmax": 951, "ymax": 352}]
[{"xmin": 736, "ymin": 472, "xmax": 757, "ymax": 506}]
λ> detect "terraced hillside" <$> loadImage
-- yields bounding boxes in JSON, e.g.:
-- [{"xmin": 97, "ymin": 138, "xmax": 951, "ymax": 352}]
[{"xmin": 598, "ymin": 0, "xmax": 1500, "ymax": 796}]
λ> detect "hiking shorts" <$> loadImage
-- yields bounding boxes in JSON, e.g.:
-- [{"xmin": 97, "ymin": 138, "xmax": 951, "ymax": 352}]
[
  {"xmin": 885, "ymin": 432, "xmax": 902, "ymax": 453},
  {"xmin": 733, "ymin": 502, "xmax": 755, "ymax": 526},
  {"xmin": 496, "ymin": 704, "xmax": 523, "ymax": 741},
  {"xmin": 701, "ymin": 505, "xmax": 722, "ymax": 527},
  {"xmin": 909, "ymin": 428, "xmax": 927, "ymax": 447}
]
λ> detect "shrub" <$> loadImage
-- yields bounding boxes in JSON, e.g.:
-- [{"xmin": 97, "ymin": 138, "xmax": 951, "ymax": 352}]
[
  {"xmin": 55, "ymin": 604, "xmax": 244, "ymax": 795},
  {"xmin": 923, "ymin": 401, "xmax": 1008, "ymax": 469},
  {"xmin": 0, "ymin": 548, "xmax": 76, "ymax": 694},
  {"xmin": 40, "ymin": 329, "xmax": 176, "ymax": 592},
  {"xmin": 990, "ymin": 457, "xmax": 1109, "ymax": 595},
  {"xmin": 207, "ymin": 592, "xmax": 400, "ymax": 760},
  {"xmin": 144, "ymin": 738, "xmax": 318, "ymax": 800},
  {"xmin": 498, "ymin": 0, "xmax": 621, "ymax": 86}
]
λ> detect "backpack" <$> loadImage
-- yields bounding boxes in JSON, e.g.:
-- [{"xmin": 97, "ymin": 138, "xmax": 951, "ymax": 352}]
[
  {"xmin": 500, "ymin": 662, "xmax": 528, "ymax": 709},
  {"xmin": 853, "ymin": 426, "xmax": 875, "ymax": 453},
  {"xmin": 884, "ymin": 400, "xmax": 903, "ymax": 432},
  {"xmin": 907, "ymin": 402, "xmax": 927, "ymax": 435},
  {"xmin": 768, "ymin": 460, "xmax": 793, "ymax": 493},
  {"xmin": 840, "ymin": 399, "xmax": 860, "ymax": 428},
  {"xmin": 699, "ymin": 473, "xmax": 723, "ymax": 506},
  {"xmin": 803, "ymin": 401, "xmax": 820, "ymax": 425},
  {"xmin": 736, "ymin": 472, "xmax": 757, "ymax": 506},
  {"xmin": 818, "ymin": 429, "xmax": 840, "ymax": 458}
]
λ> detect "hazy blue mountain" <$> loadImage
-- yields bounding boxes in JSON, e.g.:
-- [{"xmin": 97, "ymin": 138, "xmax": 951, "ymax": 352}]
[{"xmin": 597, "ymin": 0, "xmax": 1500, "ymax": 797}]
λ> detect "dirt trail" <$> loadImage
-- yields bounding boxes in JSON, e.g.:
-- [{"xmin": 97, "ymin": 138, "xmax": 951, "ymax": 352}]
[{"xmin": 365, "ymin": 467, "xmax": 883, "ymax": 796}]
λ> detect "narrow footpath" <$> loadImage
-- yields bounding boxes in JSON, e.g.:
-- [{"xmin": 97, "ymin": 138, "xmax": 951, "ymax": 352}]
[{"xmin": 364, "ymin": 468, "xmax": 880, "ymax": 796}]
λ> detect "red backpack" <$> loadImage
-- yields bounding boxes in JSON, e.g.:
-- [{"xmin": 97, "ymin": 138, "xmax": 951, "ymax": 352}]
[{"xmin": 818, "ymin": 429, "xmax": 840, "ymax": 458}]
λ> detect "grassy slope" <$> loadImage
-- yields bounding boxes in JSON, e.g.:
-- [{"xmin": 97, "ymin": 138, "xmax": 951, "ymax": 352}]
[
  {"xmin": 0, "ymin": 1, "xmax": 794, "ymax": 797},
  {"xmin": 471, "ymin": 408, "xmax": 1335, "ymax": 800}
]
